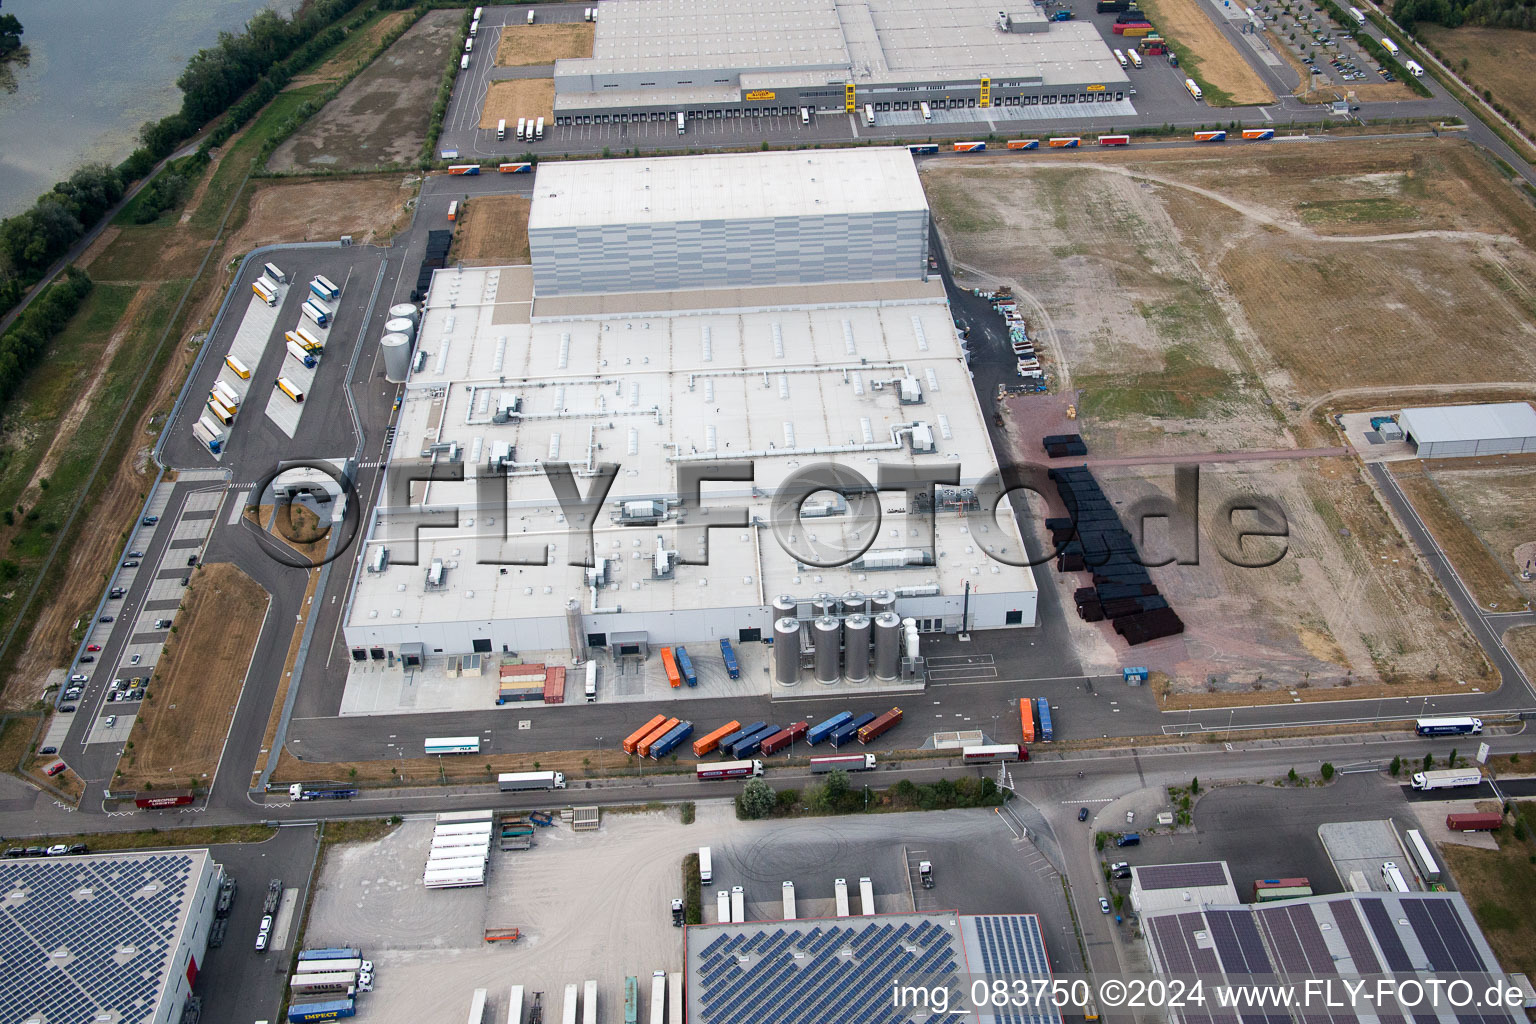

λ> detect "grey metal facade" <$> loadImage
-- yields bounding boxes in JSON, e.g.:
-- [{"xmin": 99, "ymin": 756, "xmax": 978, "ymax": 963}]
[{"xmin": 530, "ymin": 209, "xmax": 929, "ymax": 296}]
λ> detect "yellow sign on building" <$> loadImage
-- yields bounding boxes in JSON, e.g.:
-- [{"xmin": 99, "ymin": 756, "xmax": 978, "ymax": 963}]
[
  {"xmin": 746, "ymin": 90, "xmax": 777, "ymax": 101},
  {"xmin": 845, "ymin": 82, "xmax": 856, "ymax": 112},
  {"xmin": 979, "ymin": 77, "xmax": 991, "ymax": 107},
  {"xmin": 1087, "ymin": 83, "xmax": 1107, "ymax": 91}
]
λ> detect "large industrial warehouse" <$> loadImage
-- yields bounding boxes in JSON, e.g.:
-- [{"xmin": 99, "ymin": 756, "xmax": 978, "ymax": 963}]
[
  {"xmin": 1398, "ymin": 402, "xmax": 1536, "ymax": 458},
  {"xmin": 0, "ymin": 849, "xmax": 221, "ymax": 1024},
  {"xmin": 343, "ymin": 148, "xmax": 1038, "ymax": 682},
  {"xmin": 551, "ymin": 0, "xmax": 1133, "ymax": 126}
]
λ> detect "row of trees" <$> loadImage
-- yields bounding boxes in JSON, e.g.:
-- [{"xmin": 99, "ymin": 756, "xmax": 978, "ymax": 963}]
[
  {"xmin": 0, "ymin": 0, "xmax": 375, "ymax": 323},
  {"xmin": 0, "ymin": 269, "xmax": 93, "ymax": 408},
  {"xmin": 1394, "ymin": 0, "xmax": 1536, "ymax": 29}
]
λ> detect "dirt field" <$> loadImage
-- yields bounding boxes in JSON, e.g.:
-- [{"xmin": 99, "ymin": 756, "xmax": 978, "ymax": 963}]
[
  {"xmin": 113, "ymin": 563, "xmax": 268, "ymax": 791},
  {"xmin": 449, "ymin": 195, "xmax": 532, "ymax": 264},
  {"xmin": 1394, "ymin": 461, "xmax": 1536, "ymax": 610},
  {"xmin": 494, "ymin": 21, "xmax": 594, "ymax": 66},
  {"xmin": 223, "ymin": 177, "xmax": 416, "ymax": 252},
  {"xmin": 1506, "ymin": 625, "xmax": 1536, "ymax": 687},
  {"xmin": 1420, "ymin": 26, "xmax": 1536, "ymax": 139},
  {"xmin": 1043, "ymin": 459, "xmax": 1490, "ymax": 695},
  {"xmin": 1134, "ymin": 0, "xmax": 1275, "ymax": 105},
  {"xmin": 479, "ymin": 78, "xmax": 555, "ymax": 129},
  {"xmin": 268, "ymin": 10, "xmax": 463, "ymax": 172}
]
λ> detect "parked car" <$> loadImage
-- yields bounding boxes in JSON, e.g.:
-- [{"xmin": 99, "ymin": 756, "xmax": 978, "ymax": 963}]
[
  {"xmin": 98, "ymin": 615, "xmax": 114, "ymax": 623},
  {"xmin": 69, "ymin": 674, "xmax": 86, "ymax": 683},
  {"xmin": 142, "ymin": 516, "xmax": 158, "ymax": 525},
  {"xmin": 255, "ymin": 930, "xmax": 269, "ymax": 953},
  {"xmin": 108, "ymin": 692, "xmax": 121, "ymax": 702},
  {"xmin": 69, "ymin": 844, "xmax": 88, "ymax": 854},
  {"xmin": 121, "ymin": 560, "xmax": 139, "ymax": 568},
  {"xmin": 129, "ymin": 654, "xmax": 140, "ymax": 665},
  {"xmin": 24, "ymin": 846, "xmax": 44, "ymax": 857},
  {"xmin": 86, "ymin": 644, "xmax": 101, "ymax": 652},
  {"xmin": 104, "ymin": 715, "xmax": 116, "ymax": 727},
  {"xmin": 45, "ymin": 844, "xmax": 68, "ymax": 856},
  {"xmin": 63, "ymin": 688, "xmax": 80, "ymax": 700},
  {"xmin": 38, "ymin": 746, "xmax": 57, "ymax": 755},
  {"xmin": 58, "ymin": 705, "xmax": 75, "ymax": 713},
  {"xmin": 181, "ymin": 577, "xmax": 190, "ymax": 586},
  {"xmin": 109, "ymin": 588, "xmax": 124, "ymax": 599},
  {"xmin": 154, "ymin": 619, "xmax": 171, "ymax": 629},
  {"xmin": 1078, "ymin": 807, "xmax": 1090, "ymax": 821},
  {"xmin": 129, "ymin": 688, "xmax": 145, "ymax": 701},
  {"xmin": 187, "ymin": 555, "xmax": 198, "ymax": 567},
  {"xmin": 78, "ymin": 656, "xmax": 94, "ymax": 664},
  {"xmin": 1099, "ymin": 897, "xmax": 1111, "ymax": 914},
  {"xmin": 44, "ymin": 761, "xmax": 67, "ymax": 777},
  {"xmin": 4, "ymin": 848, "xmax": 24, "ymax": 857}
]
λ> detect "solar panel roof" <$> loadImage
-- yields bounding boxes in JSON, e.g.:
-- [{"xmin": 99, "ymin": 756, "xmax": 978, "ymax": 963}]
[{"xmin": 1137, "ymin": 863, "xmax": 1230, "ymax": 890}]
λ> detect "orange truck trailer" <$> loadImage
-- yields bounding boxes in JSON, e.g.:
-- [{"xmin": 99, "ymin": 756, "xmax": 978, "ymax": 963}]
[
  {"xmin": 661, "ymin": 647, "xmax": 682, "ymax": 688},
  {"xmin": 1019, "ymin": 698, "xmax": 1036, "ymax": 743},
  {"xmin": 623, "ymin": 715, "xmax": 668, "ymax": 754},
  {"xmin": 693, "ymin": 720, "xmax": 742, "ymax": 757}
]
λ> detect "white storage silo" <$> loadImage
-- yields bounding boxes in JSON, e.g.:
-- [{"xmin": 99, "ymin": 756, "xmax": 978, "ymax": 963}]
[
  {"xmin": 382, "ymin": 332, "xmax": 413, "ymax": 382},
  {"xmin": 872, "ymin": 611, "xmax": 901, "ymax": 681},
  {"xmin": 843, "ymin": 613, "xmax": 871, "ymax": 682},
  {"xmin": 813, "ymin": 615, "xmax": 841, "ymax": 684},
  {"xmin": 773, "ymin": 617, "xmax": 801, "ymax": 685}
]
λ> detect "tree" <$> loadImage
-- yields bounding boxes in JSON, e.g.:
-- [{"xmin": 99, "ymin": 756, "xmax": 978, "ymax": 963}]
[
  {"xmin": 1320, "ymin": 762, "xmax": 1335, "ymax": 781},
  {"xmin": 822, "ymin": 769, "xmax": 850, "ymax": 804},
  {"xmin": 1191, "ymin": 777, "xmax": 1200, "ymax": 794},
  {"xmin": 0, "ymin": 13, "xmax": 23, "ymax": 57},
  {"xmin": 1423, "ymin": 752, "xmax": 1434, "ymax": 771},
  {"xmin": 1390, "ymin": 755, "xmax": 1402, "ymax": 776},
  {"xmin": 1287, "ymin": 767, "xmax": 1298, "ymax": 784},
  {"xmin": 1448, "ymin": 748, "xmax": 1458, "ymax": 768},
  {"xmin": 739, "ymin": 779, "xmax": 775, "ymax": 819}
]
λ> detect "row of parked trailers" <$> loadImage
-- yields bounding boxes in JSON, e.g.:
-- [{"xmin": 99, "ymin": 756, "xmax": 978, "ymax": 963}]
[
  {"xmin": 424, "ymin": 810, "xmax": 493, "ymax": 889},
  {"xmin": 920, "ymin": 129, "xmax": 1275, "ymax": 156},
  {"xmin": 626, "ymin": 707, "xmax": 907, "ymax": 767}
]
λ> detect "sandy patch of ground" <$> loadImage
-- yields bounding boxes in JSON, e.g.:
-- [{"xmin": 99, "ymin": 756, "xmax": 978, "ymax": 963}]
[
  {"xmin": 223, "ymin": 176, "xmax": 416, "ymax": 252},
  {"xmin": 1505, "ymin": 626, "xmax": 1536, "ymax": 690},
  {"xmin": 1134, "ymin": 0, "xmax": 1275, "ymax": 105},
  {"xmin": 1046, "ymin": 459, "xmax": 1490, "ymax": 695},
  {"xmin": 1393, "ymin": 461, "xmax": 1535, "ymax": 611},
  {"xmin": 268, "ymin": 10, "xmax": 463, "ymax": 172},
  {"xmin": 480, "ymin": 78, "xmax": 555, "ymax": 130},
  {"xmin": 114, "ymin": 563, "xmax": 268, "ymax": 791},
  {"xmin": 449, "ymin": 195, "xmax": 531, "ymax": 265},
  {"xmin": 494, "ymin": 22, "xmax": 594, "ymax": 66}
]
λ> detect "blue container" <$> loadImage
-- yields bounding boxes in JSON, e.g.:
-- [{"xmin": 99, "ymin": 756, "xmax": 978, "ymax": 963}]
[
  {"xmin": 807, "ymin": 711, "xmax": 852, "ymax": 745},
  {"xmin": 719, "ymin": 638, "xmax": 740, "ymax": 679},
  {"xmin": 830, "ymin": 713, "xmax": 876, "ymax": 748},
  {"xmin": 650, "ymin": 721, "xmax": 694, "ymax": 759},
  {"xmin": 718, "ymin": 721, "xmax": 765, "ymax": 753},
  {"xmin": 676, "ymin": 646, "xmax": 698, "ymax": 687},
  {"xmin": 1036, "ymin": 697, "xmax": 1053, "ymax": 741},
  {"xmin": 730, "ymin": 724, "xmax": 780, "ymax": 760},
  {"xmin": 289, "ymin": 999, "xmax": 355, "ymax": 1022}
]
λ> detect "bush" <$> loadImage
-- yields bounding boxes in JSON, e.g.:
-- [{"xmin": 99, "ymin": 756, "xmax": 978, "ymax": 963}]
[
  {"xmin": 680, "ymin": 801, "xmax": 695, "ymax": 825},
  {"xmin": 1389, "ymin": 755, "xmax": 1402, "ymax": 776},
  {"xmin": 681, "ymin": 852, "xmax": 702, "ymax": 924},
  {"xmin": 1320, "ymin": 762, "xmax": 1335, "ymax": 781}
]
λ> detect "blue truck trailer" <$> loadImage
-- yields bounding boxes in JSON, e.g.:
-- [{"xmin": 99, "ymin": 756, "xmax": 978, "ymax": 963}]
[
  {"xmin": 650, "ymin": 721, "xmax": 694, "ymax": 759},
  {"xmin": 1036, "ymin": 698, "xmax": 1053, "ymax": 741},
  {"xmin": 730, "ymin": 724, "xmax": 780, "ymax": 760},
  {"xmin": 297, "ymin": 948, "xmax": 362, "ymax": 962},
  {"xmin": 830, "ymin": 712, "xmax": 876, "ymax": 748},
  {"xmin": 288, "ymin": 999, "xmax": 355, "ymax": 1022},
  {"xmin": 808, "ymin": 711, "xmax": 852, "ymax": 745},
  {"xmin": 718, "ymin": 721, "xmax": 765, "ymax": 753},
  {"xmin": 675, "ymin": 646, "xmax": 698, "ymax": 687},
  {"xmin": 719, "ymin": 638, "xmax": 740, "ymax": 679}
]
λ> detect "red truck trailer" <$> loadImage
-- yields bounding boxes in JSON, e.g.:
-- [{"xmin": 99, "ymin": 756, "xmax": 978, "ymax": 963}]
[
  {"xmin": 1445, "ymin": 811, "xmax": 1503, "ymax": 831},
  {"xmin": 760, "ymin": 721, "xmax": 809, "ymax": 756},
  {"xmin": 135, "ymin": 789, "xmax": 195, "ymax": 808},
  {"xmin": 858, "ymin": 707, "xmax": 903, "ymax": 744}
]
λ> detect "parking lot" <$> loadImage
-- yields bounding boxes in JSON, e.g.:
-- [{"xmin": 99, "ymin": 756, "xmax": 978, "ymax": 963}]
[
  {"xmin": 302, "ymin": 802, "xmax": 1079, "ymax": 1024},
  {"xmin": 1254, "ymin": 0, "xmax": 1394, "ymax": 91}
]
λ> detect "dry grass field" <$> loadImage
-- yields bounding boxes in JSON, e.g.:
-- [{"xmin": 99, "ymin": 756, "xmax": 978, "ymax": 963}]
[
  {"xmin": 480, "ymin": 78, "xmax": 555, "ymax": 129},
  {"xmin": 1507, "ymin": 625, "xmax": 1536, "ymax": 687},
  {"xmin": 113, "ymin": 564, "xmax": 268, "ymax": 791},
  {"xmin": 1392, "ymin": 461, "xmax": 1536, "ymax": 611},
  {"xmin": 224, "ymin": 177, "xmax": 414, "ymax": 252},
  {"xmin": 450, "ymin": 195, "xmax": 532, "ymax": 264},
  {"xmin": 1135, "ymin": 0, "xmax": 1275, "ymax": 105},
  {"xmin": 495, "ymin": 22, "xmax": 594, "ymax": 66},
  {"xmin": 1440, "ymin": 826, "xmax": 1536, "ymax": 977},
  {"xmin": 921, "ymin": 137, "xmax": 1536, "ymax": 698},
  {"xmin": 1420, "ymin": 26, "xmax": 1536, "ymax": 138}
]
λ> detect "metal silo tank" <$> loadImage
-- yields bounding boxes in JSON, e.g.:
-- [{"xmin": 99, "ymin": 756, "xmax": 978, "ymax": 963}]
[
  {"xmin": 841, "ymin": 590, "xmax": 868, "ymax": 616},
  {"xmin": 872, "ymin": 611, "xmax": 901, "ymax": 681},
  {"xmin": 388, "ymin": 303, "xmax": 420, "ymax": 325},
  {"xmin": 869, "ymin": 589, "xmax": 896, "ymax": 615},
  {"xmin": 381, "ymin": 333, "xmax": 413, "ymax": 383},
  {"xmin": 773, "ymin": 617, "xmax": 801, "ymax": 685},
  {"xmin": 812, "ymin": 615, "xmax": 842, "ymax": 684},
  {"xmin": 812, "ymin": 592, "xmax": 837, "ymax": 618},
  {"xmin": 843, "ymin": 613, "xmax": 871, "ymax": 682},
  {"xmin": 384, "ymin": 316, "xmax": 416, "ymax": 341},
  {"xmin": 772, "ymin": 594, "xmax": 798, "ymax": 619}
]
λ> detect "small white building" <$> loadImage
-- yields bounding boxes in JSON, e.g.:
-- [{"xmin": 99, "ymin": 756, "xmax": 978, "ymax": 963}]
[
  {"xmin": 1130, "ymin": 861, "xmax": 1239, "ymax": 915},
  {"xmin": 1398, "ymin": 402, "xmax": 1536, "ymax": 458}
]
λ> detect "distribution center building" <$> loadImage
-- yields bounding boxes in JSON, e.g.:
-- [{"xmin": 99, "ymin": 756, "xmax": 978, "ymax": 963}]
[
  {"xmin": 551, "ymin": 0, "xmax": 1133, "ymax": 125},
  {"xmin": 1397, "ymin": 402, "xmax": 1536, "ymax": 458},
  {"xmin": 343, "ymin": 148, "xmax": 1039, "ymax": 670},
  {"xmin": 528, "ymin": 149, "xmax": 930, "ymax": 297},
  {"xmin": 0, "ymin": 849, "xmax": 221, "ymax": 1024}
]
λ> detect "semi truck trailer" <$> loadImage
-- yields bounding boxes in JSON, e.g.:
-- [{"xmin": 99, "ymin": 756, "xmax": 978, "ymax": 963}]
[
  {"xmin": 696, "ymin": 760, "xmax": 763, "ymax": 780},
  {"xmin": 1410, "ymin": 769, "xmax": 1482, "ymax": 791},
  {"xmin": 1415, "ymin": 717, "xmax": 1482, "ymax": 736},
  {"xmin": 810, "ymin": 754, "xmax": 876, "ymax": 773},
  {"xmin": 497, "ymin": 771, "xmax": 566, "ymax": 791}
]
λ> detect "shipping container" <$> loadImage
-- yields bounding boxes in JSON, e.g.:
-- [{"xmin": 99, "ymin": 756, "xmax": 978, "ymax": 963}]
[
  {"xmin": 1193, "ymin": 129, "xmax": 1226, "ymax": 141},
  {"xmin": 730, "ymin": 723, "xmax": 781, "ymax": 759},
  {"xmin": 760, "ymin": 721, "xmax": 808, "ymax": 755},
  {"xmin": 295, "ymin": 326, "xmax": 325, "ymax": 351},
  {"xmin": 953, "ymin": 141, "xmax": 986, "ymax": 152},
  {"xmin": 498, "ymin": 162, "xmax": 534, "ymax": 173},
  {"xmin": 637, "ymin": 717, "xmax": 681, "ymax": 758},
  {"xmin": 296, "ymin": 958, "xmax": 363, "ymax": 974},
  {"xmin": 1128, "ymin": 49, "xmax": 1143, "ymax": 68},
  {"xmin": 584, "ymin": 660, "xmax": 598, "ymax": 701},
  {"xmin": 858, "ymin": 707, "xmax": 902, "ymax": 743},
  {"xmin": 1006, "ymin": 139, "xmax": 1040, "ymax": 149},
  {"xmin": 624, "ymin": 715, "xmax": 668, "ymax": 754},
  {"xmin": 695, "ymin": 759, "xmax": 763, "ymax": 780},
  {"xmin": 276, "ymin": 377, "xmax": 305, "ymax": 403},
  {"xmin": 1241, "ymin": 128, "xmax": 1274, "ymax": 140},
  {"xmin": 719, "ymin": 638, "xmax": 740, "ymax": 678},
  {"xmin": 517, "ymin": 117, "xmax": 527, "ymax": 141},
  {"xmin": 661, "ymin": 647, "xmax": 682, "ymax": 688},
  {"xmin": 1048, "ymin": 137, "xmax": 1081, "ymax": 148},
  {"xmin": 908, "ymin": 144, "xmax": 939, "ymax": 155},
  {"xmin": 1405, "ymin": 829, "xmax": 1440, "ymax": 883},
  {"xmin": 782, "ymin": 880, "xmax": 796, "ymax": 920},
  {"xmin": 301, "ymin": 299, "xmax": 333, "ymax": 327},
  {"xmin": 1382, "ymin": 861, "xmax": 1411, "ymax": 893},
  {"xmin": 212, "ymin": 379, "xmax": 240, "ymax": 407},
  {"xmin": 287, "ymin": 339, "xmax": 318, "ymax": 368},
  {"xmin": 134, "ymin": 789, "xmax": 194, "ymax": 808},
  {"xmin": 584, "ymin": 980, "xmax": 599, "ymax": 1024},
  {"xmin": 865, "ymin": 103, "xmax": 875, "ymax": 126},
  {"xmin": 692, "ymin": 721, "xmax": 741, "ymax": 757},
  {"xmin": 1036, "ymin": 698, "xmax": 1054, "ymax": 741},
  {"xmin": 205, "ymin": 397, "xmax": 236, "ymax": 426},
  {"xmin": 263, "ymin": 262, "xmax": 289, "ymax": 284},
  {"xmin": 287, "ymin": 999, "xmax": 355, "ymax": 1022},
  {"xmin": 498, "ymin": 771, "xmax": 566, "ymax": 790},
  {"xmin": 310, "ymin": 276, "xmax": 340, "ymax": 301},
  {"xmin": 650, "ymin": 972, "xmax": 667, "ymax": 1024},
  {"xmin": 625, "ymin": 978, "xmax": 640, "ymax": 1024},
  {"xmin": 447, "ymin": 200, "xmax": 459, "ymax": 221},
  {"xmin": 1411, "ymin": 768, "xmax": 1482, "ymax": 791},
  {"xmin": 425, "ymin": 736, "xmax": 480, "ymax": 754},
  {"xmin": 536, "ymin": 117, "xmax": 544, "ymax": 140},
  {"xmin": 718, "ymin": 721, "xmax": 767, "ymax": 753},
  {"xmin": 298, "ymin": 948, "xmax": 362, "ymax": 962},
  {"xmin": 699, "ymin": 847, "xmax": 712, "ymax": 884},
  {"xmin": 715, "ymin": 890, "xmax": 729, "ymax": 922},
  {"xmin": 808, "ymin": 712, "xmax": 852, "ymax": 745},
  {"xmin": 1445, "ymin": 811, "xmax": 1502, "ymax": 832},
  {"xmin": 675, "ymin": 646, "xmax": 698, "ymax": 687},
  {"xmin": 834, "ymin": 877, "xmax": 850, "ymax": 917},
  {"xmin": 830, "ymin": 713, "xmax": 876, "ymax": 747},
  {"xmin": 1253, "ymin": 878, "xmax": 1313, "ymax": 901},
  {"xmin": 563, "ymin": 983, "xmax": 579, "ymax": 1024},
  {"xmin": 508, "ymin": 986, "xmax": 525, "ymax": 1024},
  {"xmin": 290, "ymin": 972, "xmax": 358, "ymax": 997},
  {"xmin": 730, "ymin": 886, "xmax": 744, "ymax": 923},
  {"xmin": 1185, "ymin": 79, "xmax": 1204, "ymax": 101},
  {"xmin": 859, "ymin": 876, "xmax": 876, "ymax": 915},
  {"xmin": 195, "ymin": 417, "xmax": 225, "ymax": 453},
  {"xmin": 1098, "ymin": 134, "xmax": 1131, "ymax": 146},
  {"xmin": 1113, "ymin": 47, "xmax": 1128, "ymax": 67}
]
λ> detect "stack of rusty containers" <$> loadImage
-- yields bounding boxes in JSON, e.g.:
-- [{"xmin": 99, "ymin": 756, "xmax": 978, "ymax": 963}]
[
  {"xmin": 1046, "ymin": 465, "xmax": 1184, "ymax": 645},
  {"xmin": 497, "ymin": 662, "xmax": 545, "ymax": 704}
]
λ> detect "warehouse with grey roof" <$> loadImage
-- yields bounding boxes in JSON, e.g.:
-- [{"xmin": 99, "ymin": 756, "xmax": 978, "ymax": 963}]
[
  {"xmin": 1397, "ymin": 402, "xmax": 1536, "ymax": 458},
  {"xmin": 0, "ymin": 849, "xmax": 221, "ymax": 1024},
  {"xmin": 552, "ymin": 0, "xmax": 1133, "ymax": 126}
]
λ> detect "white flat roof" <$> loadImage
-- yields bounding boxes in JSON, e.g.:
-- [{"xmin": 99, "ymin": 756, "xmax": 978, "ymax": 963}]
[
  {"xmin": 1398, "ymin": 402, "xmax": 1536, "ymax": 444},
  {"xmin": 349, "ymin": 265, "xmax": 1035, "ymax": 629},
  {"xmin": 527, "ymin": 148, "xmax": 927, "ymax": 229}
]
